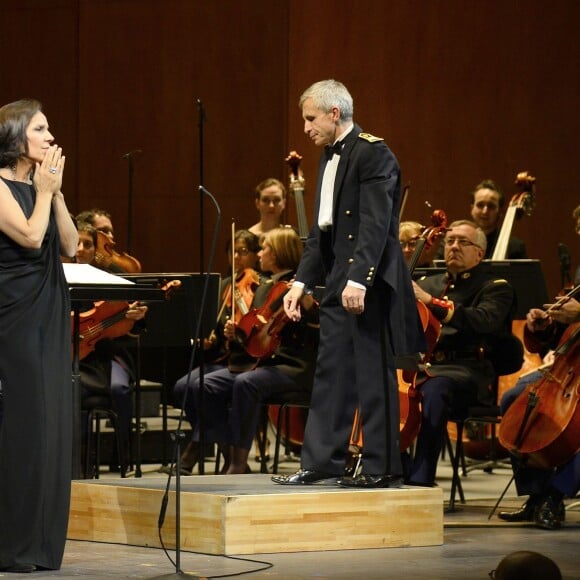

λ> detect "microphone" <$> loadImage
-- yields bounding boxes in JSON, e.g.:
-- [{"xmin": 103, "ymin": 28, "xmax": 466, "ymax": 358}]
[
  {"xmin": 197, "ymin": 98, "xmax": 207, "ymax": 122},
  {"xmin": 558, "ymin": 242, "xmax": 572, "ymax": 285},
  {"xmin": 558, "ymin": 243, "xmax": 571, "ymax": 269},
  {"xmin": 121, "ymin": 149, "xmax": 142, "ymax": 159}
]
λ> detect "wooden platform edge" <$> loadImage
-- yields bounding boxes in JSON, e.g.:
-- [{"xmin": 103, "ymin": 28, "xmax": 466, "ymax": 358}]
[{"xmin": 68, "ymin": 479, "xmax": 443, "ymax": 555}]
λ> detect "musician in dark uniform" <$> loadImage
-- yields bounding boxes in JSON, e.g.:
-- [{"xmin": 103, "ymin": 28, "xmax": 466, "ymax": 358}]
[
  {"xmin": 498, "ymin": 299, "xmax": 580, "ymax": 530},
  {"xmin": 276, "ymin": 79, "xmax": 425, "ymax": 488},
  {"xmin": 407, "ymin": 220, "xmax": 516, "ymax": 486}
]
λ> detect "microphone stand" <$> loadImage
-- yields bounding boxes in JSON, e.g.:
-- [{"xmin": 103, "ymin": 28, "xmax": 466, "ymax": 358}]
[
  {"xmin": 196, "ymin": 99, "xmax": 208, "ymax": 475},
  {"xmin": 154, "ymin": 185, "xmax": 221, "ymax": 579}
]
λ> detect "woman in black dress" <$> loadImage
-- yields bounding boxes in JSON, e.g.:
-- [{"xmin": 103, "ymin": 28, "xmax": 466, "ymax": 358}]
[{"xmin": 0, "ymin": 99, "xmax": 78, "ymax": 573}]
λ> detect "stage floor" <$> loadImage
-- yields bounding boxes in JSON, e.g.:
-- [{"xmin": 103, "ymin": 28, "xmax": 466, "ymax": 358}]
[{"xmin": 20, "ymin": 459, "xmax": 580, "ymax": 579}]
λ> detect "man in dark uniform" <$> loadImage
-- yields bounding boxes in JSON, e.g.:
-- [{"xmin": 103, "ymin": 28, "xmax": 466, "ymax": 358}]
[
  {"xmin": 407, "ymin": 220, "xmax": 516, "ymax": 486},
  {"xmin": 273, "ymin": 79, "xmax": 425, "ymax": 488}
]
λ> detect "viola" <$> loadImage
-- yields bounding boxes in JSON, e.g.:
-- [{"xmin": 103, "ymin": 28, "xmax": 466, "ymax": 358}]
[
  {"xmin": 73, "ymin": 279, "xmax": 180, "ymax": 360},
  {"xmin": 224, "ymin": 268, "xmax": 260, "ymax": 324},
  {"xmin": 94, "ymin": 230, "xmax": 142, "ymax": 274},
  {"xmin": 235, "ymin": 280, "xmax": 290, "ymax": 358},
  {"xmin": 499, "ymin": 322, "xmax": 580, "ymax": 469},
  {"xmin": 205, "ymin": 268, "xmax": 259, "ymax": 352}
]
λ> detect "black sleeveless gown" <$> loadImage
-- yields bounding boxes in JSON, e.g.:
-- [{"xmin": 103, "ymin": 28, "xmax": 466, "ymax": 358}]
[{"xmin": 0, "ymin": 177, "xmax": 72, "ymax": 570}]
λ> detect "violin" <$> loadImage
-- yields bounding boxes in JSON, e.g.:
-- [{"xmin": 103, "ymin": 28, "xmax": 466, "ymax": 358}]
[
  {"xmin": 399, "ymin": 209, "xmax": 447, "ymax": 449},
  {"xmin": 94, "ymin": 230, "xmax": 142, "ymax": 274},
  {"xmin": 235, "ymin": 280, "xmax": 290, "ymax": 358},
  {"xmin": 74, "ymin": 279, "xmax": 180, "ymax": 360},
  {"xmin": 205, "ymin": 268, "xmax": 259, "ymax": 352}
]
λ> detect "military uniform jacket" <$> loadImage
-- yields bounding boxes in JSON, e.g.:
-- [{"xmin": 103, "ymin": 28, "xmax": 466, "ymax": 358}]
[
  {"xmin": 296, "ymin": 124, "xmax": 425, "ymax": 358},
  {"xmin": 417, "ymin": 263, "xmax": 516, "ymax": 402}
]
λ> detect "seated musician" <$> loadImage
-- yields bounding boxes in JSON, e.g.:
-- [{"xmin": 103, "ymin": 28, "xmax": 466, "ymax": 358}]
[
  {"xmin": 498, "ymin": 298, "xmax": 580, "ymax": 529},
  {"xmin": 172, "ymin": 227, "xmax": 319, "ymax": 475},
  {"xmin": 73, "ymin": 220, "xmax": 147, "ymax": 474},
  {"xmin": 399, "ymin": 220, "xmax": 439, "ymax": 270},
  {"xmin": 170, "ymin": 229, "xmax": 261, "ymax": 473},
  {"xmin": 406, "ymin": 219, "xmax": 516, "ymax": 486},
  {"xmin": 434, "ymin": 180, "xmax": 528, "ymax": 261}
]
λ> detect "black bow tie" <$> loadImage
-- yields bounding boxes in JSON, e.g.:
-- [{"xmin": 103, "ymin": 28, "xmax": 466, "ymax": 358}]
[{"xmin": 324, "ymin": 141, "xmax": 343, "ymax": 161}]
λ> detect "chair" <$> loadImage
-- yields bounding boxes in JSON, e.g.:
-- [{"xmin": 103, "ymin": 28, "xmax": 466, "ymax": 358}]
[
  {"xmin": 446, "ymin": 378, "xmax": 512, "ymax": 512},
  {"xmin": 83, "ymin": 394, "xmax": 129, "ymax": 479},
  {"xmin": 259, "ymin": 391, "xmax": 311, "ymax": 474}
]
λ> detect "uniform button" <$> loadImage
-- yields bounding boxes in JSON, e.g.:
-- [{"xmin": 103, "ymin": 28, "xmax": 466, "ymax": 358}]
[
  {"xmin": 348, "ymin": 258, "xmax": 354, "ymax": 264},
  {"xmin": 345, "ymin": 210, "xmax": 352, "ymax": 216},
  {"xmin": 348, "ymin": 234, "xmax": 354, "ymax": 240},
  {"xmin": 366, "ymin": 276, "xmax": 372, "ymax": 281},
  {"xmin": 369, "ymin": 266, "xmax": 375, "ymax": 271}
]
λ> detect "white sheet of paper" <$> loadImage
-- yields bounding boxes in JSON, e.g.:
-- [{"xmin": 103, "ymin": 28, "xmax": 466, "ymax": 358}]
[{"xmin": 62, "ymin": 263, "xmax": 134, "ymax": 285}]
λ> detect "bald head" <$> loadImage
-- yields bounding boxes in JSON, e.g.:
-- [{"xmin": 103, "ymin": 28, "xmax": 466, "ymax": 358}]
[{"xmin": 495, "ymin": 551, "xmax": 562, "ymax": 580}]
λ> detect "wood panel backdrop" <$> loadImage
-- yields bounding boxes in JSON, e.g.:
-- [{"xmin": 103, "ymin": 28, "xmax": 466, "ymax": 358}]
[{"xmin": 1, "ymin": 0, "xmax": 578, "ymax": 299}]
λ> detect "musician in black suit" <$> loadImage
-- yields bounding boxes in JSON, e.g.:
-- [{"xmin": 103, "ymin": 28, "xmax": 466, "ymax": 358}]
[
  {"xmin": 274, "ymin": 79, "xmax": 425, "ymax": 488},
  {"xmin": 407, "ymin": 220, "xmax": 516, "ymax": 486}
]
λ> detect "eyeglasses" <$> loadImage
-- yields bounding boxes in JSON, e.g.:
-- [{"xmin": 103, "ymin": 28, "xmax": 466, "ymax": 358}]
[
  {"xmin": 444, "ymin": 237, "xmax": 479, "ymax": 248},
  {"xmin": 233, "ymin": 248, "xmax": 252, "ymax": 256},
  {"xmin": 488, "ymin": 569, "xmax": 496, "ymax": 579},
  {"xmin": 400, "ymin": 240, "xmax": 418, "ymax": 249}
]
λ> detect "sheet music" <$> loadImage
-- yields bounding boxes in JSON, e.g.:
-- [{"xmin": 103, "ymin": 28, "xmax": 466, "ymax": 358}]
[{"xmin": 63, "ymin": 263, "xmax": 134, "ymax": 285}]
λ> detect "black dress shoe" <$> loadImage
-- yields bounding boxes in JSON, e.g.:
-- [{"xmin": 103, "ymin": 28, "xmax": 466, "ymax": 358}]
[
  {"xmin": 534, "ymin": 494, "xmax": 565, "ymax": 530},
  {"xmin": 271, "ymin": 469, "xmax": 337, "ymax": 485},
  {"xmin": 337, "ymin": 474, "xmax": 403, "ymax": 488},
  {"xmin": 0, "ymin": 564, "xmax": 37, "ymax": 573},
  {"xmin": 498, "ymin": 495, "xmax": 541, "ymax": 522}
]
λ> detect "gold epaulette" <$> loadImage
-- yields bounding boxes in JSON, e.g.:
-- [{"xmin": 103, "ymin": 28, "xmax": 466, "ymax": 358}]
[{"xmin": 358, "ymin": 132, "xmax": 384, "ymax": 143}]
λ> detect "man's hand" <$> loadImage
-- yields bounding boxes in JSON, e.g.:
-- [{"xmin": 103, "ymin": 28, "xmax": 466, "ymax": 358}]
[
  {"xmin": 412, "ymin": 281, "xmax": 432, "ymax": 306},
  {"xmin": 526, "ymin": 307, "xmax": 551, "ymax": 332},
  {"xmin": 342, "ymin": 285, "xmax": 365, "ymax": 314},
  {"xmin": 544, "ymin": 298, "xmax": 580, "ymax": 325},
  {"xmin": 284, "ymin": 285, "xmax": 305, "ymax": 321}
]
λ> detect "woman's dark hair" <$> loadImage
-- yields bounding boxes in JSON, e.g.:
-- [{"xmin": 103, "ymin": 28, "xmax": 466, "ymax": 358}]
[
  {"xmin": 77, "ymin": 221, "xmax": 98, "ymax": 248},
  {"xmin": 226, "ymin": 229, "xmax": 261, "ymax": 254},
  {"xmin": 0, "ymin": 99, "xmax": 42, "ymax": 169}
]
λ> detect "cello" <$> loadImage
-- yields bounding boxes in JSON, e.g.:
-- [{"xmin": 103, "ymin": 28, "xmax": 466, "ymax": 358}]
[{"xmin": 499, "ymin": 286, "xmax": 580, "ymax": 469}]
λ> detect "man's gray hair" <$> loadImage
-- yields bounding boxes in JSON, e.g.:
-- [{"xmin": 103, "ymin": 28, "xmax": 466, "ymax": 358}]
[
  {"xmin": 299, "ymin": 79, "xmax": 353, "ymax": 122},
  {"xmin": 447, "ymin": 219, "xmax": 487, "ymax": 251}
]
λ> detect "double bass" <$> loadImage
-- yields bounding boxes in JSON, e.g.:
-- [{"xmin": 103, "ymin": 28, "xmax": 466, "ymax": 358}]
[{"xmin": 499, "ymin": 286, "xmax": 580, "ymax": 469}]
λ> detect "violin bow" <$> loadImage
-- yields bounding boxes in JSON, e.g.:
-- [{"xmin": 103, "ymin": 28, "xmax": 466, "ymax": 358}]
[
  {"xmin": 231, "ymin": 220, "xmax": 236, "ymax": 323},
  {"xmin": 544, "ymin": 283, "xmax": 580, "ymax": 315}
]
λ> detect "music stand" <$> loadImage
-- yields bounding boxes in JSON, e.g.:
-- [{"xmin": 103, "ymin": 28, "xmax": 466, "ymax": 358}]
[
  {"xmin": 122, "ymin": 273, "xmax": 220, "ymax": 473},
  {"xmin": 66, "ymin": 263, "xmax": 165, "ymax": 479}
]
